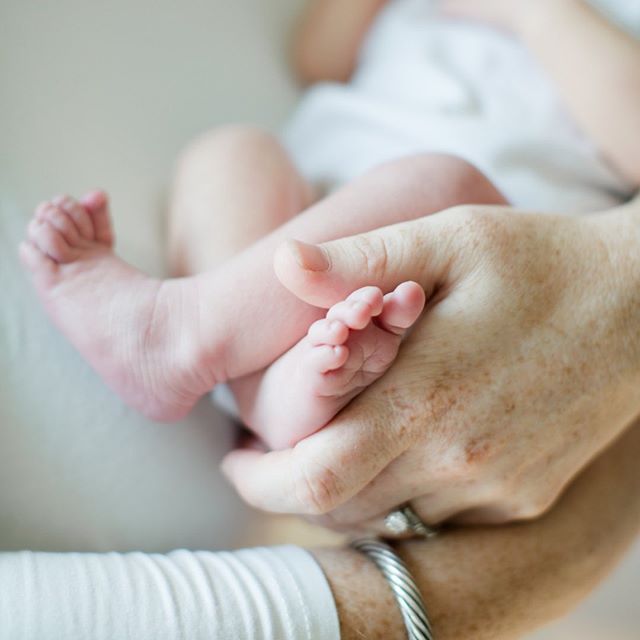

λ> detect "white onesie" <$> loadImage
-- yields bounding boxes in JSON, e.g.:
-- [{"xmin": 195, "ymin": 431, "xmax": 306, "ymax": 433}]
[{"xmin": 283, "ymin": 0, "xmax": 640, "ymax": 212}]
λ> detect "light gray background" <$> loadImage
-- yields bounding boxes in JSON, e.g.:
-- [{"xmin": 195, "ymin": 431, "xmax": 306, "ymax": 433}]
[{"xmin": 1, "ymin": 0, "xmax": 637, "ymax": 637}]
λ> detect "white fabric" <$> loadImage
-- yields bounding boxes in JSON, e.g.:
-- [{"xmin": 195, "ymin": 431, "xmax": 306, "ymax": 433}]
[
  {"xmin": 0, "ymin": 199, "xmax": 250, "ymax": 553},
  {"xmin": 0, "ymin": 546, "xmax": 339, "ymax": 640},
  {"xmin": 283, "ymin": 0, "xmax": 638, "ymax": 213}
]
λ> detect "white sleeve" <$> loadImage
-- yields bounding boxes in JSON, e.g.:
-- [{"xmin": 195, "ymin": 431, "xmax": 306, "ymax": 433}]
[{"xmin": 0, "ymin": 546, "xmax": 340, "ymax": 640}]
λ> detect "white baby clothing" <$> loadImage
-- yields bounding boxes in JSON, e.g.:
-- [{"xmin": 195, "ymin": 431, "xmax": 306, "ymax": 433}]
[{"xmin": 283, "ymin": 0, "xmax": 640, "ymax": 213}]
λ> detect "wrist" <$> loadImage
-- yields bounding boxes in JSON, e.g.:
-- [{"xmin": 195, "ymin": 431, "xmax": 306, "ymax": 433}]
[{"xmin": 311, "ymin": 547, "xmax": 405, "ymax": 640}]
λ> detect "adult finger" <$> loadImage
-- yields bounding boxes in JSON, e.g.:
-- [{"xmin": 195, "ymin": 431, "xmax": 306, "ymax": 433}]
[
  {"xmin": 355, "ymin": 492, "xmax": 488, "ymax": 538},
  {"xmin": 273, "ymin": 212, "xmax": 467, "ymax": 309},
  {"xmin": 220, "ymin": 392, "xmax": 413, "ymax": 515}
]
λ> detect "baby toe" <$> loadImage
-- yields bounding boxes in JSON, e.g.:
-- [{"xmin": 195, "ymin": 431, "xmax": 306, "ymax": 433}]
[
  {"xmin": 31, "ymin": 220, "xmax": 74, "ymax": 264},
  {"xmin": 379, "ymin": 282, "xmax": 426, "ymax": 335},
  {"xmin": 308, "ymin": 344, "xmax": 349, "ymax": 374},
  {"xmin": 307, "ymin": 319, "xmax": 349, "ymax": 346},
  {"xmin": 43, "ymin": 205, "xmax": 81, "ymax": 246},
  {"xmin": 327, "ymin": 299, "xmax": 372, "ymax": 330},
  {"xmin": 81, "ymin": 190, "xmax": 113, "ymax": 245},
  {"xmin": 58, "ymin": 196, "xmax": 95, "ymax": 241},
  {"xmin": 346, "ymin": 286, "xmax": 384, "ymax": 316}
]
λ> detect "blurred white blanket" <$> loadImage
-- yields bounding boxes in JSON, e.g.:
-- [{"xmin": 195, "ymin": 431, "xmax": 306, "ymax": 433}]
[
  {"xmin": 284, "ymin": 0, "xmax": 637, "ymax": 212},
  {"xmin": 0, "ymin": 199, "xmax": 252, "ymax": 553}
]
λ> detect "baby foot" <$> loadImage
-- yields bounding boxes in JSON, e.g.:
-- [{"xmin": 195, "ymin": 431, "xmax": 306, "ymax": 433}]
[
  {"xmin": 239, "ymin": 283, "xmax": 425, "ymax": 449},
  {"xmin": 19, "ymin": 192, "xmax": 218, "ymax": 420}
]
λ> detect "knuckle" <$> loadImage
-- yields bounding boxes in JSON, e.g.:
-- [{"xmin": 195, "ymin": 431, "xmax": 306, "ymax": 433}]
[
  {"xmin": 294, "ymin": 457, "xmax": 343, "ymax": 515},
  {"xmin": 523, "ymin": 492, "xmax": 559, "ymax": 519},
  {"xmin": 514, "ymin": 501, "xmax": 547, "ymax": 520},
  {"xmin": 351, "ymin": 234, "xmax": 390, "ymax": 281},
  {"xmin": 505, "ymin": 490, "xmax": 558, "ymax": 521}
]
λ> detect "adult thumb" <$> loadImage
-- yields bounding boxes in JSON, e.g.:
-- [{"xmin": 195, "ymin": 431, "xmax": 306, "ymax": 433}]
[{"xmin": 274, "ymin": 216, "xmax": 454, "ymax": 308}]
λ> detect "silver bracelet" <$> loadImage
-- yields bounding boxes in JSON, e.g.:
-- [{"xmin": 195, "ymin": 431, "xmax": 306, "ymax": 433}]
[{"xmin": 351, "ymin": 538, "xmax": 434, "ymax": 640}]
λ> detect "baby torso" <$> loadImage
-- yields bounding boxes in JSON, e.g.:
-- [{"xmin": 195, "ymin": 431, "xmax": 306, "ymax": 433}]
[{"xmin": 283, "ymin": 0, "xmax": 639, "ymax": 212}]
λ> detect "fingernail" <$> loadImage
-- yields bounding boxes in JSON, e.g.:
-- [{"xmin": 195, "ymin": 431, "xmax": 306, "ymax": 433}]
[{"xmin": 291, "ymin": 240, "xmax": 330, "ymax": 272}]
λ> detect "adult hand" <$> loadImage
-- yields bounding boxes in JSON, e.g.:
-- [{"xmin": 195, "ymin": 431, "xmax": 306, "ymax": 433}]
[
  {"xmin": 314, "ymin": 421, "xmax": 640, "ymax": 639},
  {"xmin": 222, "ymin": 199, "xmax": 640, "ymax": 528}
]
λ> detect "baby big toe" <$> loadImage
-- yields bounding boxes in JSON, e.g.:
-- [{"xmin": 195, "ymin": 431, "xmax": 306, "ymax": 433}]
[
  {"xmin": 81, "ymin": 190, "xmax": 113, "ymax": 245},
  {"xmin": 379, "ymin": 282, "xmax": 426, "ymax": 335}
]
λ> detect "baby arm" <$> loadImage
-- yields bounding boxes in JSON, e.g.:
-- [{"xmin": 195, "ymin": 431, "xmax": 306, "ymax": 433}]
[
  {"xmin": 292, "ymin": 0, "xmax": 389, "ymax": 85},
  {"xmin": 445, "ymin": 0, "xmax": 640, "ymax": 185}
]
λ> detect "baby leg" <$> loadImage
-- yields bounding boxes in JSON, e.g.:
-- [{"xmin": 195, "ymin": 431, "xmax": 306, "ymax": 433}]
[
  {"xmin": 21, "ymin": 148, "xmax": 505, "ymax": 422},
  {"xmin": 20, "ymin": 126, "xmax": 314, "ymax": 421},
  {"xmin": 169, "ymin": 125, "xmax": 315, "ymax": 274},
  {"xmin": 194, "ymin": 153, "xmax": 507, "ymax": 382}
]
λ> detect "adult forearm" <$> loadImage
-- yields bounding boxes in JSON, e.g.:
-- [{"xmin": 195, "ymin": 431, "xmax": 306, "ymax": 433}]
[
  {"xmin": 518, "ymin": 0, "xmax": 640, "ymax": 184},
  {"xmin": 314, "ymin": 421, "xmax": 640, "ymax": 640}
]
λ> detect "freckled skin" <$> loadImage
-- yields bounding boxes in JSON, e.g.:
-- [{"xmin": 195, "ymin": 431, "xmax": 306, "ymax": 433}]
[
  {"xmin": 314, "ymin": 422, "xmax": 640, "ymax": 639},
  {"xmin": 268, "ymin": 199, "xmax": 640, "ymax": 531},
  {"xmin": 465, "ymin": 439, "xmax": 492, "ymax": 465}
]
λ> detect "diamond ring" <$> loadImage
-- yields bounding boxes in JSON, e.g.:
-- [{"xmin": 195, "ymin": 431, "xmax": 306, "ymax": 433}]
[{"xmin": 384, "ymin": 505, "xmax": 439, "ymax": 539}]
